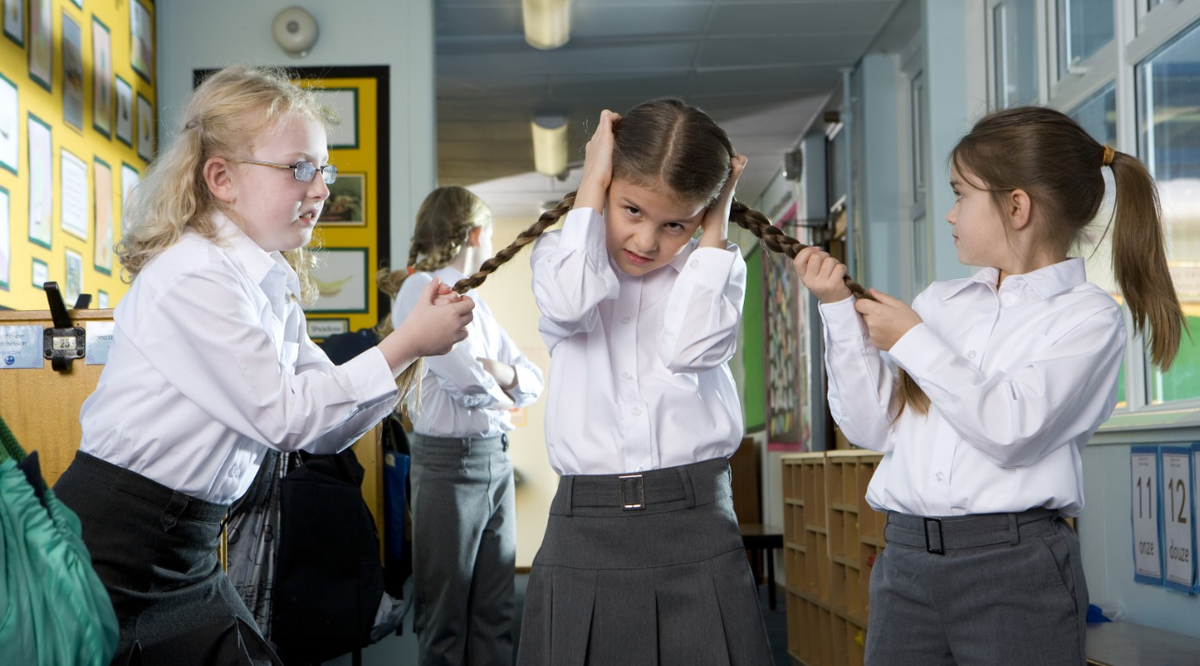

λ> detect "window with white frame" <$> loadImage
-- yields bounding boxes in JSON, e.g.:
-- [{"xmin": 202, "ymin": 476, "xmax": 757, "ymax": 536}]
[
  {"xmin": 1057, "ymin": 0, "xmax": 1114, "ymax": 77},
  {"xmin": 1136, "ymin": 19, "xmax": 1200, "ymax": 404},
  {"xmin": 993, "ymin": 0, "xmax": 1040, "ymax": 107},
  {"xmin": 1067, "ymin": 84, "xmax": 1125, "ymax": 406}
]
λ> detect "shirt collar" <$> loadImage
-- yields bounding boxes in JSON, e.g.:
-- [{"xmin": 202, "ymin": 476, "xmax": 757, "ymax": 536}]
[
  {"xmin": 943, "ymin": 258, "xmax": 1086, "ymax": 300},
  {"xmin": 212, "ymin": 212, "xmax": 300, "ymax": 299}
]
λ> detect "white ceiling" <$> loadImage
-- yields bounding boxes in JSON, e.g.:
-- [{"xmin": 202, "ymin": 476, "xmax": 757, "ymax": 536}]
[{"xmin": 435, "ymin": 0, "xmax": 904, "ymax": 218}]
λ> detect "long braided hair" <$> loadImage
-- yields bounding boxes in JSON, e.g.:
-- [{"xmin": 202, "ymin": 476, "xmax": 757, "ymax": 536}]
[
  {"xmin": 451, "ymin": 98, "xmax": 914, "ymax": 419},
  {"xmin": 377, "ymin": 185, "xmax": 491, "ymax": 401}
]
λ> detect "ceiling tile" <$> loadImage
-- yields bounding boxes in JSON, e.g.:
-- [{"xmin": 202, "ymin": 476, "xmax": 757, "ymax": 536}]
[
  {"xmin": 706, "ymin": 1, "xmax": 897, "ymax": 36},
  {"xmin": 697, "ymin": 33, "xmax": 873, "ymax": 68}
]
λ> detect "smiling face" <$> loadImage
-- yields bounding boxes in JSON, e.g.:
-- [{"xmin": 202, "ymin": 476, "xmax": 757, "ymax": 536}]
[
  {"xmin": 225, "ymin": 113, "xmax": 330, "ymax": 253},
  {"xmin": 604, "ymin": 178, "xmax": 706, "ymax": 277},
  {"xmin": 946, "ymin": 163, "xmax": 1014, "ymax": 271}
]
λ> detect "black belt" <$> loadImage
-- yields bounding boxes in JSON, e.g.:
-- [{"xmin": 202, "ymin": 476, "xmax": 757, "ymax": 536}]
[
  {"xmin": 557, "ymin": 457, "xmax": 731, "ymax": 513},
  {"xmin": 884, "ymin": 507, "xmax": 1060, "ymax": 555}
]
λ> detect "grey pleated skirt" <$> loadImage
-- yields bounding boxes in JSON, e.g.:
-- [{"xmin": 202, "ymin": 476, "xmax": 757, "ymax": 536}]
[
  {"xmin": 54, "ymin": 452, "xmax": 283, "ymax": 666},
  {"xmin": 516, "ymin": 457, "xmax": 773, "ymax": 666}
]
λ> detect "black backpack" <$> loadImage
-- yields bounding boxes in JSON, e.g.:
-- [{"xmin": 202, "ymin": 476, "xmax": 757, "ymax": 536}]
[{"xmin": 271, "ymin": 447, "xmax": 385, "ymax": 664}]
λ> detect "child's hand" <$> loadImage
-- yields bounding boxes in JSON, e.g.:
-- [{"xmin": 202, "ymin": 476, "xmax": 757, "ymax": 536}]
[
  {"xmin": 699, "ymin": 154, "xmax": 748, "ymax": 248},
  {"xmin": 793, "ymin": 247, "xmax": 852, "ymax": 304},
  {"xmin": 855, "ymin": 288, "xmax": 922, "ymax": 351},
  {"xmin": 395, "ymin": 278, "xmax": 475, "ymax": 357},
  {"xmin": 575, "ymin": 110, "xmax": 619, "ymax": 212}
]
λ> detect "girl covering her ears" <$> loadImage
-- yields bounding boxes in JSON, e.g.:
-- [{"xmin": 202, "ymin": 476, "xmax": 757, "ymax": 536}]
[
  {"xmin": 377, "ymin": 186, "xmax": 544, "ymax": 666},
  {"xmin": 452, "ymin": 99, "xmax": 779, "ymax": 665},
  {"xmin": 794, "ymin": 106, "xmax": 1184, "ymax": 666},
  {"xmin": 52, "ymin": 65, "xmax": 474, "ymax": 666}
]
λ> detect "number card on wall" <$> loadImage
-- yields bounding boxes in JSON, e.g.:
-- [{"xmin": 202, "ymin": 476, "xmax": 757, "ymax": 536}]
[
  {"xmin": 1131, "ymin": 446, "xmax": 1163, "ymax": 585},
  {"xmin": 1194, "ymin": 442, "xmax": 1200, "ymax": 595},
  {"xmin": 1160, "ymin": 446, "xmax": 1194, "ymax": 593}
]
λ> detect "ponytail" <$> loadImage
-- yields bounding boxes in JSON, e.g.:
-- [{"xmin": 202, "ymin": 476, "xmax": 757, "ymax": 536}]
[{"xmin": 1108, "ymin": 150, "xmax": 1185, "ymax": 369}]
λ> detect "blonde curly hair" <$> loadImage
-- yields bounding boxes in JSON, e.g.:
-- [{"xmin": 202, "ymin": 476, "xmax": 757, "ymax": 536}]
[{"xmin": 116, "ymin": 65, "xmax": 336, "ymax": 303}]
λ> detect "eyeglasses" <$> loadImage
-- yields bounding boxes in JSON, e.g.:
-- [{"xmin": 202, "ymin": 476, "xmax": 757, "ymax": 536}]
[{"xmin": 237, "ymin": 158, "xmax": 338, "ymax": 184}]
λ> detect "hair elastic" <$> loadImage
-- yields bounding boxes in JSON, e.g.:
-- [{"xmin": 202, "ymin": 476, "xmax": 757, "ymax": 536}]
[
  {"xmin": 1102, "ymin": 144, "xmax": 1115, "ymax": 167},
  {"xmin": 406, "ymin": 266, "xmax": 415, "ymax": 276}
]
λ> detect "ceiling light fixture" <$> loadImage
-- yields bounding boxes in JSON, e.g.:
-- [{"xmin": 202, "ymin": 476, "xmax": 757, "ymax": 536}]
[
  {"xmin": 522, "ymin": 0, "xmax": 571, "ymax": 50},
  {"xmin": 531, "ymin": 116, "xmax": 568, "ymax": 177}
]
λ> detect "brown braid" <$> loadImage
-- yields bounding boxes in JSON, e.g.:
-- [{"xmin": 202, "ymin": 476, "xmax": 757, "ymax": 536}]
[
  {"xmin": 453, "ymin": 192, "xmax": 578, "ymax": 294},
  {"xmin": 730, "ymin": 201, "xmax": 931, "ymax": 417}
]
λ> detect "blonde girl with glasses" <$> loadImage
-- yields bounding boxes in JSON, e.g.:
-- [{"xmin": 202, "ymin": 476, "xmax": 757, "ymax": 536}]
[{"xmin": 53, "ymin": 65, "xmax": 474, "ymax": 666}]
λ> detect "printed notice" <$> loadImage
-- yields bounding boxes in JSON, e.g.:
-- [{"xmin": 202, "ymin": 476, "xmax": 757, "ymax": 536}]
[
  {"xmin": 1131, "ymin": 447, "xmax": 1163, "ymax": 585},
  {"xmin": 86, "ymin": 320, "xmax": 116, "ymax": 365},
  {"xmin": 1161, "ymin": 448, "xmax": 1194, "ymax": 592},
  {"xmin": 0, "ymin": 325, "xmax": 44, "ymax": 369}
]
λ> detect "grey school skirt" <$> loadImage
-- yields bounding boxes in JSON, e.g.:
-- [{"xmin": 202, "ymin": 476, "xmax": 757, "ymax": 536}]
[
  {"xmin": 516, "ymin": 457, "xmax": 773, "ymax": 666},
  {"xmin": 54, "ymin": 452, "xmax": 283, "ymax": 666}
]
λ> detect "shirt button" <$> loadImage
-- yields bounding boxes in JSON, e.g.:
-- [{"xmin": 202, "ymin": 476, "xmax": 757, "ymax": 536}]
[
  {"xmin": 229, "ymin": 466, "xmax": 240, "ymax": 478},
  {"xmin": 966, "ymin": 350, "xmax": 976, "ymax": 359},
  {"xmin": 622, "ymin": 371, "xmax": 632, "ymax": 380},
  {"xmin": 632, "ymin": 407, "xmax": 642, "ymax": 416},
  {"xmin": 936, "ymin": 472, "xmax": 945, "ymax": 482},
  {"xmin": 690, "ymin": 260, "xmax": 699, "ymax": 269},
  {"xmin": 621, "ymin": 316, "xmax": 632, "ymax": 325}
]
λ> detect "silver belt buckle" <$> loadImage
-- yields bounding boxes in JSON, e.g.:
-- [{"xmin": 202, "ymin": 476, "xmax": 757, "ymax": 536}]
[{"xmin": 619, "ymin": 474, "xmax": 645, "ymax": 510}]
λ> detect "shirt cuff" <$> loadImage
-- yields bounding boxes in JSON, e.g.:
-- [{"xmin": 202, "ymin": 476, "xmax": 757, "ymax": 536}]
[
  {"xmin": 887, "ymin": 322, "xmax": 952, "ymax": 381},
  {"xmin": 559, "ymin": 207, "xmax": 606, "ymax": 253},
  {"xmin": 678, "ymin": 245, "xmax": 737, "ymax": 291},
  {"xmin": 818, "ymin": 296, "xmax": 867, "ymax": 342},
  {"xmin": 338, "ymin": 347, "xmax": 401, "ymax": 405}
]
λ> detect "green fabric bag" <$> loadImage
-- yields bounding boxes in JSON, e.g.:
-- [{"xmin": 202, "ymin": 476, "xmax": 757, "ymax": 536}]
[{"xmin": 0, "ymin": 416, "xmax": 118, "ymax": 665}]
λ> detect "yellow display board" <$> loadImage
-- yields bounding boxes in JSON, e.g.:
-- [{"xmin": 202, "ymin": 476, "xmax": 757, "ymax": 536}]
[{"xmin": 0, "ymin": 0, "xmax": 156, "ymax": 311}]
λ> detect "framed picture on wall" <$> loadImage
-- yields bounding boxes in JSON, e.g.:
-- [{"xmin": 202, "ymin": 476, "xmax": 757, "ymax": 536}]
[
  {"xmin": 28, "ymin": 0, "xmax": 50, "ymax": 91},
  {"xmin": 0, "ymin": 185, "xmax": 9, "ymax": 290},
  {"xmin": 61, "ymin": 148, "xmax": 89, "ymax": 241},
  {"xmin": 70, "ymin": 0, "xmax": 82, "ymax": 8},
  {"xmin": 136, "ymin": 93, "xmax": 154, "ymax": 161},
  {"xmin": 114, "ymin": 76, "xmax": 133, "ymax": 146},
  {"xmin": 4, "ymin": 0, "xmax": 23, "ymax": 46},
  {"xmin": 313, "ymin": 89, "xmax": 359, "ymax": 149},
  {"xmin": 32, "ymin": 257, "xmax": 48, "ymax": 288},
  {"xmin": 130, "ymin": 0, "xmax": 153, "ymax": 83},
  {"xmin": 97, "ymin": 290, "xmax": 108, "ymax": 308},
  {"xmin": 0, "ymin": 73, "xmax": 17, "ymax": 175},
  {"xmin": 94, "ymin": 158, "xmax": 113, "ymax": 274},
  {"xmin": 28, "ymin": 114, "xmax": 52, "ymax": 249},
  {"xmin": 61, "ymin": 12, "xmax": 84, "ymax": 131},
  {"xmin": 120, "ymin": 162, "xmax": 139, "ymax": 231},
  {"xmin": 65, "ymin": 248, "xmax": 83, "ymax": 306},
  {"xmin": 318, "ymin": 173, "xmax": 365, "ymax": 226},
  {"xmin": 309, "ymin": 247, "xmax": 369, "ymax": 313},
  {"xmin": 92, "ymin": 17, "xmax": 113, "ymax": 138}
]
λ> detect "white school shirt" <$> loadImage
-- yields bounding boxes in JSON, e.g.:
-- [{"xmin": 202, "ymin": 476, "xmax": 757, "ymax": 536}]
[
  {"xmin": 79, "ymin": 213, "xmax": 400, "ymax": 504},
  {"xmin": 820, "ymin": 258, "xmax": 1125, "ymax": 518},
  {"xmin": 391, "ymin": 266, "xmax": 544, "ymax": 438},
  {"xmin": 531, "ymin": 207, "xmax": 746, "ymax": 476}
]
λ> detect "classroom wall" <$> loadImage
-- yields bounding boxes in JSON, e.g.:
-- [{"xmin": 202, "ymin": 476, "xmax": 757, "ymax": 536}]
[{"xmin": 155, "ymin": 0, "xmax": 436, "ymax": 268}]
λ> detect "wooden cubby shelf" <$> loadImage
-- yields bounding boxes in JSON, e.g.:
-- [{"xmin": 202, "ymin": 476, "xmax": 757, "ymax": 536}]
[{"xmin": 783, "ymin": 450, "xmax": 884, "ymax": 666}]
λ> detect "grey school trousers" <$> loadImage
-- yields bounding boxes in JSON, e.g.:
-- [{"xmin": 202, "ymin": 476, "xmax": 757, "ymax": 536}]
[
  {"xmin": 865, "ymin": 509, "xmax": 1088, "ymax": 666},
  {"xmin": 410, "ymin": 433, "xmax": 516, "ymax": 666}
]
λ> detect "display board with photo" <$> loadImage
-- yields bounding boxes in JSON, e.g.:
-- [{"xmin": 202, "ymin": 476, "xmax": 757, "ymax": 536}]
[
  {"xmin": 4, "ymin": 0, "xmax": 23, "ymax": 46},
  {"xmin": 27, "ymin": 115, "xmax": 52, "ymax": 248},
  {"xmin": 130, "ymin": 0, "xmax": 153, "ymax": 82},
  {"xmin": 114, "ymin": 76, "xmax": 133, "ymax": 146},
  {"xmin": 28, "ymin": 0, "xmax": 50, "ymax": 90},
  {"xmin": 61, "ymin": 11, "xmax": 83, "ymax": 131},
  {"xmin": 92, "ymin": 17, "xmax": 113, "ymax": 137},
  {"xmin": 318, "ymin": 173, "xmax": 365, "ymax": 226},
  {"xmin": 136, "ymin": 93, "xmax": 154, "ymax": 161}
]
